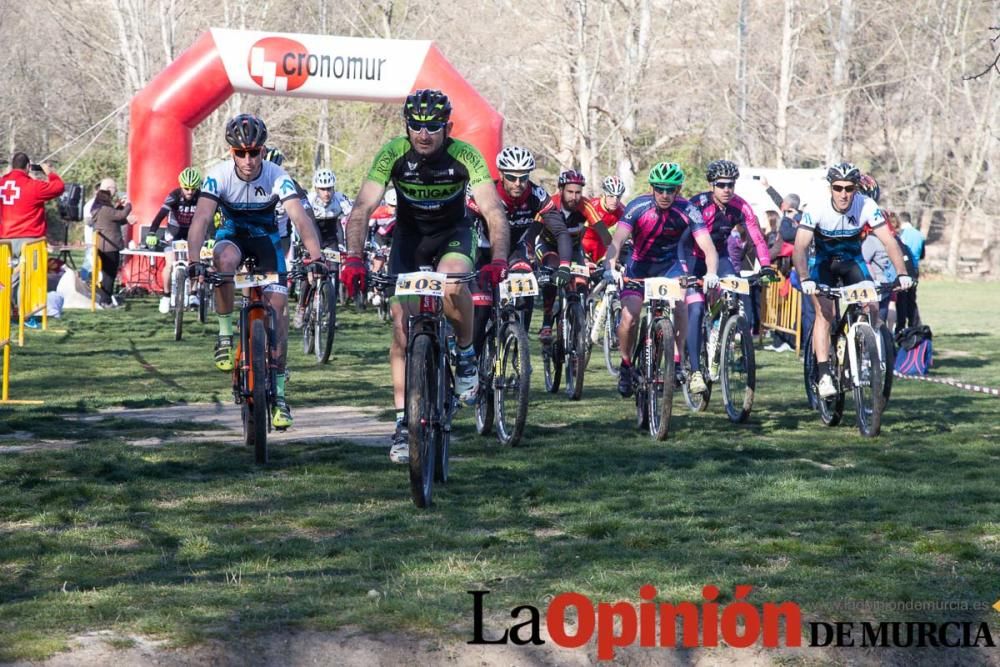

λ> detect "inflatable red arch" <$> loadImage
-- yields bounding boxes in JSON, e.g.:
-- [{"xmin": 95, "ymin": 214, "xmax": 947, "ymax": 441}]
[{"xmin": 124, "ymin": 28, "xmax": 504, "ymax": 288}]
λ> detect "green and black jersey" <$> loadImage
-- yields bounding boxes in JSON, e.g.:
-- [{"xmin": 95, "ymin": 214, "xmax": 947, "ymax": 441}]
[{"xmin": 366, "ymin": 136, "xmax": 493, "ymax": 236}]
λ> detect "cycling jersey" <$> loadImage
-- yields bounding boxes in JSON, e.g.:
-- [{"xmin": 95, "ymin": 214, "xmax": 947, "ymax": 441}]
[
  {"xmin": 686, "ymin": 192, "xmax": 771, "ymax": 266},
  {"xmin": 369, "ymin": 204, "xmax": 396, "ymax": 241},
  {"xmin": 467, "ymin": 180, "xmax": 569, "ymax": 262},
  {"xmin": 580, "ymin": 196, "xmax": 623, "ymax": 262},
  {"xmin": 366, "ymin": 136, "xmax": 492, "ymax": 235},
  {"xmin": 800, "ymin": 193, "xmax": 883, "ymax": 284},
  {"xmin": 275, "ymin": 180, "xmax": 313, "ymax": 241},
  {"xmin": 307, "ymin": 190, "xmax": 350, "ymax": 248},
  {"xmin": 619, "ymin": 194, "xmax": 708, "ymax": 269},
  {"xmin": 149, "ymin": 188, "xmax": 200, "ymax": 235},
  {"xmin": 201, "ymin": 160, "xmax": 300, "ymax": 238}
]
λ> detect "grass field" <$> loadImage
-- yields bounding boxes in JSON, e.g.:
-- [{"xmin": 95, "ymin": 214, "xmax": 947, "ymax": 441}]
[{"xmin": 0, "ymin": 279, "xmax": 998, "ymax": 662}]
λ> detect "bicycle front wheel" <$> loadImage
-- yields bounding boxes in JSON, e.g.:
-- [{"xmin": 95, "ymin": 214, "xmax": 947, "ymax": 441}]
[
  {"xmin": 198, "ymin": 281, "xmax": 210, "ymax": 324},
  {"xmin": 720, "ymin": 315, "xmax": 756, "ymax": 423},
  {"xmin": 407, "ymin": 334, "xmax": 438, "ymax": 508},
  {"xmin": 565, "ymin": 302, "xmax": 588, "ymax": 401},
  {"xmin": 315, "ymin": 279, "xmax": 336, "ymax": 364},
  {"xmin": 496, "ymin": 321, "xmax": 530, "ymax": 446},
  {"xmin": 173, "ymin": 268, "xmax": 186, "ymax": 341},
  {"xmin": 604, "ymin": 299, "xmax": 621, "ymax": 377},
  {"xmin": 245, "ymin": 318, "xmax": 269, "ymax": 464},
  {"xmin": 475, "ymin": 329, "xmax": 496, "ymax": 437},
  {"xmin": 681, "ymin": 327, "xmax": 711, "ymax": 412},
  {"xmin": 301, "ymin": 285, "xmax": 315, "ymax": 356},
  {"xmin": 852, "ymin": 323, "xmax": 884, "ymax": 437},
  {"xmin": 542, "ymin": 330, "xmax": 562, "ymax": 394},
  {"xmin": 648, "ymin": 319, "xmax": 676, "ymax": 440}
]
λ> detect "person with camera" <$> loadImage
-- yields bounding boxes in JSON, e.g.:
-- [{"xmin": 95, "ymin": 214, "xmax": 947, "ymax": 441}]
[
  {"xmin": 91, "ymin": 185, "xmax": 133, "ymax": 307},
  {"xmin": 0, "ymin": 153, "xmax": 65, "ymax": 324}
]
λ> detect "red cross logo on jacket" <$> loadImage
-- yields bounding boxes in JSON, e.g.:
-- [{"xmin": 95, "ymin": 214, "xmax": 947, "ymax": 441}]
[{"xmin": 0, "ymin": 180, "xmax": 21, "ymax": 206}]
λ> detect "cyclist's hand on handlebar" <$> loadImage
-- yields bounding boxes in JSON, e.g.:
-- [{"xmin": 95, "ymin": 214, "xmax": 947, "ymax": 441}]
[
  {"xmin": 800, "ymin": 279, "xmax": 818, "ymax": 295},
  {"xmin": 339, "ymin": 255, "xmax": 366, "ymax": 297},
  {"xmin": 145, "ymin": 234, "xmax": 159, "ymax": 248},
  {"xmin": 479, "ymin": 258, "xmax": 508, "ymax": 287},
  {"xmin": 759, "ymin": 266, "xmax": 779, "ymax": 283},
  {"xmin": 552, "ymin": 264, "xmax": 571, "ymax": 288},
  {"xmin": 897, "ymin": 274, "xmax": 914, "ymax": 290},
  {"xmin": 305, "ymin": 258, "xmax": 329, "ymax": 277},
  {"xmin": 187, "ymin": 261, "xmax": 208, "ymax": 280},
  {"xmin": 704, "ymin": 272, "xmax": 720, "ymax": 290}
]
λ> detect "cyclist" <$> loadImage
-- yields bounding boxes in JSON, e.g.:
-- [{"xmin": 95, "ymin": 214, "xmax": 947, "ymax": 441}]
[
  {"xmin": 580, "ymin": 175, "xmax": 626, "ymax": 263},
  {"xmin": 266, "ymin": 147, "xmax": 315, "ymax": 260},
  {"xmin": 536, "ymin": 169, "xmax": 607, "ymax": 344},
  {"xmin": 467, "ymin": 145, "xmax": 571, "ymax": 345},
  {"xmin": 793, "ymin": 161, "xmax": 912, "ymax": 399},
  {"xmin": 602, "ymin": 162, "xmax": 719, "ymax": 398},
  {"xmin": 683, "ymin": 159, "xmax": 775, "ymax": 393},
  {"xmin": 367, "ymin": 187, "xmax": 397, "ymax": 279},
  {"xmin": 185, "ymin": 113, "xmax": 327, "ymax": 429},
  {"xmin": 309, "ymin": 168, "xmax": 352, "ymax": 251},
  {"xmin": 340, "ymin": 89, "xmax": 511, "ymax": 464},
  {"xmin": 147, "ymin": 167, "xmax": 203, "ymax": 314}
]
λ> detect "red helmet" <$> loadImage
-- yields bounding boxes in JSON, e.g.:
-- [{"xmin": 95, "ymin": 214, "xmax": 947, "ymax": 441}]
[{"xmin": 558, "ymin": 169, "xmax": 586, "ymax": 187}]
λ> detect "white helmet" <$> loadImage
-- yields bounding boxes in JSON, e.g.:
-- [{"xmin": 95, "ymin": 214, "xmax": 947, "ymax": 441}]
[
  {"xmin": 313, "ymin": 169, "xmax": 336, "ymax": 188},
  {"xmin": 384, "ymin": 188, "xmax": 397, "ymax": 206},
  {"xmin": 602, "ymin": 176, "xmax": 626, "ymax": 197},
  {"xmin": 496, "ymin": 145, "xmax": 535, "ymax": 173}
]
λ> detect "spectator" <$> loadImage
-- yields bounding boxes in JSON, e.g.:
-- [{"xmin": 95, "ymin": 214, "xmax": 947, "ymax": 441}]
[
  {"xmin": 897, "ymin": 212, "xmax": 925, "ymax": 271},
  {"xmin": 91, "ymin": 187, "xmax": 132, "ymax": 307},
  {"xmin": 81, "ymin": 178, "xmax": 117, "ymax": 281},
  {"xmin": 0, "ymin": 153, "xmax": 65, "ymax": 325},
  {"xmin": 892, "ymin": 212, "xmax": 921, "ymax": 331}
]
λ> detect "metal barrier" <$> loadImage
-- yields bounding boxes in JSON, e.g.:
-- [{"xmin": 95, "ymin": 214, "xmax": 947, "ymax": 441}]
[
  {"xmin": 17, "ymin": 240, "xmax": 48, "ymax": 345},
  {"xmin": 760, "ymin": 276, "xmax": 802, "ymax": 353},
  {"xmin": 90, "ymin": 243, "xmax": 102, "ymax": 312}
]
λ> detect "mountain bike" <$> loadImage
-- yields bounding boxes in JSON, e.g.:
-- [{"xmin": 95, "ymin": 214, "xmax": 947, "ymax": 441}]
[
  {"xmin": 803, "ymin": 281, "xmax": 895, "ymax": 437},
  {"xmin": 374, "ymin": 269, "xmax": 477, "ymax": 508},
  {"xmin": 299, "ymin": 248, "xmax": 339, "ymax": 364},
  {"xmin": 630, "ymin": 276, "xmax": 692, "ymax": 440},
  {"xmin": 168, "ymin": 240, "xmax": 191, "ymax": 341},
  {"xmin": 588, "ymin": 275, "xmax": 623, "ymax": 378},
  {"xmin": 539, "ymin": 263, "xmax": 590, "ymax": 400},
  {"xmin": 475, "ymin": 271, "xmax": 533, "ymax": 446},
  {"xmin": 682, "ymin": 274, "xmax": 769, "ymax": 422},
  {"xmin": 206, "ymin": 263, "xmax": 279, "ymax": 464},
  {"xmin": 196, "ymin": 240, "xmax": 215, "ymax": 324}
]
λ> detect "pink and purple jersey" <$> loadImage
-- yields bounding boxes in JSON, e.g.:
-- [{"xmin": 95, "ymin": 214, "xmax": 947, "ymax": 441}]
[
  {"xmin": 619, "ymin": 194, "xmax": 708, "ymax": 266},
  {"xmin": 687, "ymin": 192, "xmax": 771, "ymax": 266}
]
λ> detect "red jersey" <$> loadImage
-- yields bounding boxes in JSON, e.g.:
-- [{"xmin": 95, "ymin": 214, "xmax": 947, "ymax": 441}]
[
  {"xmin": 579, "ymin": 196, "xmax": 623, "ymax": 261},
  {"xmin": 0, "ymin": 169, "xmax": 65, "ymax": 239}
]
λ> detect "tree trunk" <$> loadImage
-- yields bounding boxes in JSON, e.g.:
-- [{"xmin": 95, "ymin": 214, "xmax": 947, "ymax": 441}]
[
  {"xmin": 824, "ymin": 0, "xmax": 855, "ymax": 165},
  {"xmin": 775, "ymin": 0, "xmax": 796, "ymax": 167},
  {"xmin": 618, "ymin": 0, "xmax": 650, "ymax": 193},
  {"xmin": 736, "ymin": 0, "xmax": 750, "ymax": 162}
]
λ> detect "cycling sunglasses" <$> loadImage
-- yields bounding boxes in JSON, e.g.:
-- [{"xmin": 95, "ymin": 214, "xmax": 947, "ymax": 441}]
[
  {"xmin": 503, "ymin": 173, "xmax": 530, "ymax": 183},
  {"xmin": 406, "ymin": 119, "xmax": 447, "ymax": 134},
  {"xmin": 831, "ymin": 184, "xmax": 856, "ymax": 193},
  {"xmin": 713, "ymin": 181, "xmax": 736, "ymax": 190},
  {"xmin": 652, "ymin": 185, "xmax": 679, "ymax": 195},
  {"xmin": 232, "ymin": 148, "xmax": 262, "ymax": 158}
]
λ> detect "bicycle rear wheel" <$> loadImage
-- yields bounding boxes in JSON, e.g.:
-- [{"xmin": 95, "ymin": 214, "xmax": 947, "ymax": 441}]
[
  {"xmin": 720, "ymin": 314, "xmax": 756, "ymax": 423},
  {"xmin": 565, "ymin": 302, "xmax": 588, "ymax": 400},
  {"xmin": 496, "ymin": 321, "xmax": 530, "ymax": 446},
  {"xmin": 315, "ymin": 279, "xmax": 336, "ymax": 364},
  {"xmin": 407, "ymin": 334, "xmax": 438, "ymax": 508},
  {"xmin": 475, "ymin": 328, "xmax": 496, "ymax": 437},
  {"xmin": 542, "ymin": 327, "xmax": 563, "ymax": 394},
  {"xmin": 244, "ymin": 318, "xmax": 269, "ymax": 464},
  {"xmin": 853, "ymin": 324, "xmax": 884, "ymax": 437},
  {"xmin": 649, "ymin": 319, "xmax": 676, "ymax": 440},
  {"xmin": 879, "ymin": 323, "xmax": 894, "ymax": 404},
  {"xmin": 803, "ymin": 332, "xmax": 844, "ymax": 426},
  {"xmin": 435, "ymin": 364, "xmax": 454, "ymax": 484},
  {"xmin": 173, "ymin": 268, "xmax": 186, "ymax": 341},
  {"xmin": 681, "ymin": 328, "xmax": 711, "ymax": 412},
  {"xmin": 301, "ymin": 285, "xmax": 315, "ymax": 356}
]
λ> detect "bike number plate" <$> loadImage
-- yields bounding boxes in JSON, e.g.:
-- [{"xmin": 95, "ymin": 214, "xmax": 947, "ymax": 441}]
[
  {"xmin": 322, "ymin": 248, "xmax": 341, "ymax": 263},
  {"xmin": 644, "ymin": 277, "xmax": 685, "ymax": 303},
  {"xmin": 842, "ymin": 281, "xmax": 879, "ymax": 304},
  {"xmin": 171, "ymin": 240, "xmax": 188, "ymax": 252},
  {"xmin": 719, "ymin": 276, "xmax": 750, "ymax": 295},
  {"xmin": 570, "ymin": 263, "xmax": 590, "ymax": 277},
  {"xmin": 199, "ymin": 244, "xmax": 214, "ymax": 261},
  {"xmin": 500, "ymin": 273, "xmax": 539, "ymax": 299},
  {"xmin": 234, "ymin": 272, "xmax": 280, "ymax": 289},
  {"xmin": 395, "ymin": 271, "xmax": 446, "ymax": 297}
]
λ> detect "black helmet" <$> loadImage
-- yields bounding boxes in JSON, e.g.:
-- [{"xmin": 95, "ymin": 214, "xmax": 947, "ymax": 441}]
[
  {"xmin": 403, "ymin": 89, "xmax": 452, "ymax": 122},
  {"xmin": 225, "ymin": 114, "xmax": 268, "ymax": 150},
  {"xmin": 706, "ymin": 159, "xmax": 740, "ymax": 182},
  {"xmin": 826, "ymin": 161, "xmax": 861, "ymax": 184}
]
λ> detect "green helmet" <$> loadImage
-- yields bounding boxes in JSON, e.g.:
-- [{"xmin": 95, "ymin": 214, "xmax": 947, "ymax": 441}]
[
  {"xmin": 178, "ymin": 167, "xmax": 202, "ymax": 189},
  {"xmin": 648, "ymin": 162, "xmax": 685, "ymax": 187}
]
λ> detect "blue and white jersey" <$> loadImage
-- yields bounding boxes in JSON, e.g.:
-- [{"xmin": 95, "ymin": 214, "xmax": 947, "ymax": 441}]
[
  {"xmin": 201, "ymin": 160, "xmax": 299, "ymax": 238},
  {"xmin": 799, "ymin": 193, "xmax": 884, "ymax": 257},
  {"xmin": 308, "ymin": 191, "xmax": 353, "ymax": 220}
]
